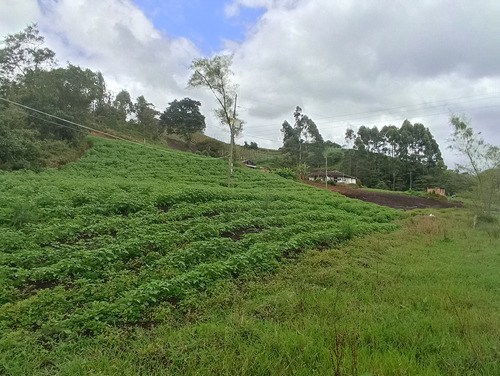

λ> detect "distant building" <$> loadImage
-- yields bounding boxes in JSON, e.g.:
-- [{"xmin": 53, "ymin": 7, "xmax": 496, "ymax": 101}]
[
  {"xmin": 242, "ymin": 160, "xmax": 257, "ymax": 169},
  {"xmin": 427, "ymin": 187, "xmax": 446, "ymax": 196},
  {"xmin": 309, "ymin": 170, "xmax": 357, "ymax": 184}
]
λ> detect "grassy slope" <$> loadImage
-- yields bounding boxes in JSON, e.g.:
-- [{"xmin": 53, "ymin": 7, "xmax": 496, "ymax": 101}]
[
  {"xmin": 0, "ymin": 137, "xmax": 401, "ymax": 373},
  {"xmin": 1, "ymin": 138, "xmax": 498, "ymax": 375},
  {"xmin": 3, "ymin": 209, "xmax": 499, "ymax": 375}
]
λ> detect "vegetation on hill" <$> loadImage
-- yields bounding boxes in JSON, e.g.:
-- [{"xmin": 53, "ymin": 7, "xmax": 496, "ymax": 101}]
[
  {"xmin": 0, "ymin": 25, "xmax": 213, "ymax": 171},
  {"xmin": 1, "ymin": 21, "xmax": 499, "ymax": 376},
  {"xmin": 0, "ymin": 137, "xmax": 400, "ymax": 342},
  {"xmin": 1, "ymin": 193, "xmax": 499, "ymax": 374},
  {"xmin": 1, "ymin": 25, "xmax": 490, "ymax": 200}
]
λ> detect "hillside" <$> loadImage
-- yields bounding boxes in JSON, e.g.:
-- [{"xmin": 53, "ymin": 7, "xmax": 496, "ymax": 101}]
[
  {"xmin": 1, "ymin": 137, "xmax": 499, "ymax": 375},
  {"xmin": 0, "ymin": 137, "xmax": 399, "ymax": 336}
]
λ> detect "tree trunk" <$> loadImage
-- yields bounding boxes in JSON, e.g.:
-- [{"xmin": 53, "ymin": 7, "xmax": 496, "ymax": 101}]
[{"xmin": 227, "ymin": 131, "xmax": 234, "ymax": 188}]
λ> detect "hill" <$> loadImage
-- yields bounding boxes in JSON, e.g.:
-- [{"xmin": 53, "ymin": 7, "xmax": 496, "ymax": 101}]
[
  {"xmin": 1, "ymin": 137, "xmax": 499, "ymax": 375},
  {"xmin": 0, "ymin": 137, "xmax": 399, "ymax": 337}
]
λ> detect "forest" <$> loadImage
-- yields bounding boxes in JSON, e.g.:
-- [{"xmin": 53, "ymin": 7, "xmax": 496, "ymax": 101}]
[
  {"xmin": 0, "ymin": 25, "xmax": 208, "ymax": 171},
  {"xmin": 278, "ymin": 106, "xmax": 471, "ymax": 193}
]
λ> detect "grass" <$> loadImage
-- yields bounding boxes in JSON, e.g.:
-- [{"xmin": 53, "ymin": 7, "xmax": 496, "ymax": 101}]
[
  {"xmin": 0, "ymin": 137, "xmax": 399, "ymax": 338},
  {"xmin": 1, "ymin": 208, "xmax": 499, "ymax": 375}
]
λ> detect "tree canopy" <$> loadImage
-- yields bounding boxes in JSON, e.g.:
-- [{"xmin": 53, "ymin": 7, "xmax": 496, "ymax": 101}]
[
  {"xmin": 160, "ymin": 97, "xmax": 205, "ymax": 142},
  {"xmin": 280, "ymin": 107, "xmax": 327, "ymax": 167}
]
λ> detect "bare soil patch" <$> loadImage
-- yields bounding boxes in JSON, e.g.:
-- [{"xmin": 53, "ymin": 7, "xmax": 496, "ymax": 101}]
[{"xmin": 303, "ymin": 180, "xmax": 463, "ymax": 211}]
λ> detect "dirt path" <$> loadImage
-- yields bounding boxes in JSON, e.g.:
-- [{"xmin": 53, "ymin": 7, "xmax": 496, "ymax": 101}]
[{"xmin": 303, "ymin": 180, "xmax": 463, "ymax": 211}]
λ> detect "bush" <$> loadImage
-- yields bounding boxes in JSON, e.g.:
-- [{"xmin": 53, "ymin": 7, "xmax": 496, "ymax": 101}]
[
  {"xmin": 194, "ymin": 139, "xmax": 226, "ymax": 158},
  {"xmin": 10, "ymin": 203, "xmax": 38, "ymax": 228},
  {"xmin": 273, "ymin": 168, "xmax": 298, "ymax": 180}
]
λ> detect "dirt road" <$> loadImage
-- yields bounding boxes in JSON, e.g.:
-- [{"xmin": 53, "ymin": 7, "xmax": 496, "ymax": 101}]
[{"xmin": 303, "ymin": 181, "xmax": 463, "ymax": 211}]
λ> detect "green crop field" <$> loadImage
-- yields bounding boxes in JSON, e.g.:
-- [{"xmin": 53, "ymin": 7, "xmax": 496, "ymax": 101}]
[
  {"xmin": 1, "ymin": 138, "xmax": 499, "ymax": 376},
  {"xmin": 0, "ymin": 138, "xmax": 398, "ymax": 336}
]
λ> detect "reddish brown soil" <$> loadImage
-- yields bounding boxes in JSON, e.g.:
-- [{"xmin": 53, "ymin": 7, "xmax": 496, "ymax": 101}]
[
  {"xmin": 303, "ymin": 180, "xmax": 463, "ymax": 211},
  {"xmin": 89, "ymin": 131, "xmax": 118, "ymax": 139},
  {"xmin": 166, "ymin": 138, "xmax": 191, "ymax": 152}
]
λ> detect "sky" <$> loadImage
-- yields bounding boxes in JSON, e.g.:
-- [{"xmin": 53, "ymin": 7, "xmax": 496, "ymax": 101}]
[{"xmin": 1, "ymin": 0, "xmax": 499, "ymax": 168}]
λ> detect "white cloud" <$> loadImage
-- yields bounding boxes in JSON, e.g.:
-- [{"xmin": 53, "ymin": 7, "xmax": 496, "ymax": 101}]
[
  {"xmin": 1, "ymin": 0, "xmax": 499, "ymax": 166},
  {"xmin": 33, "ymin": 0, "xmax": 203, "ymax": 111},
  {"xmin": 227, "ymin": 0, "xmax": 500, "ymax": 163},
  {"xmin": 0, "ymin": 0, "xmax": 40, "ymax": 37}
]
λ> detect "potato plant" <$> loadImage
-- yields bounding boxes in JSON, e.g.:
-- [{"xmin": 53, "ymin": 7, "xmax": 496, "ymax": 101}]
[{"xmin": 0, "ymin": 137, "xmax": 401, "ymax": 336}]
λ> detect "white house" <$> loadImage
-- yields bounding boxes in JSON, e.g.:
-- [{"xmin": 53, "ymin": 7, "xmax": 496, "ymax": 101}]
[{"xmin": 309, "ymin": 170, "xmax": 357, "ymax": 184}]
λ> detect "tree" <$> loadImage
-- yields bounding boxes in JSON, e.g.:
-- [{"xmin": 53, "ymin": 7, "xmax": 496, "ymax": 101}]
[
  {"xmin": 450, "ymin": 115, "xmax": 500, "ymax": 216},
  {"xmin": 0, "ymin": 24, "xmax": 56, "ymax": 83},
  {"xmin": 19, "ymin": 64, "xmax": 106, "ymax": 143},
  {"xmin": 280, "ymin": 120, "xmax": 300, "ymax": 163},
  {"xmin": 0, "ymin": 105, "xmax": 40, "ymax": 170},
  {"xmin": 134, "ymin": 95, "xmax": 160, "ymax": 138},
  {"xmin": 280, "ymin": 107, "xmax": 325, "ymax": 167},
  {"xmin": 188, "ymin": 55, "xmax": 242, "ymax": 187},
  {"xmin": 159, "ymin": 97, "xmax": 205, "ymax": 142},
  {"xmin": 113, "ymin": 90, "xmax": 133, "ymax": 120}
]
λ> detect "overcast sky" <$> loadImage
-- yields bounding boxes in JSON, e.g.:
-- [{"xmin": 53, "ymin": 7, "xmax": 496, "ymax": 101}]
[{"xmin": 1, "ymin": 0, "xmax": 499, "ymax": 167}]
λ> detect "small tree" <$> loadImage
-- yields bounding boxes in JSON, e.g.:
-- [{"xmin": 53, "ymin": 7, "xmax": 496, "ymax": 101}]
[
  {"xmin": 160, "ymin": 98, "xmax": 205, "ymax": 142},
  {"xmin": 188, "ymin": 55, "xmax": 242, "ymax": 187},
  {"xmin": 450, "ymin": 115, "xmax": 500, "ymax": 217}
]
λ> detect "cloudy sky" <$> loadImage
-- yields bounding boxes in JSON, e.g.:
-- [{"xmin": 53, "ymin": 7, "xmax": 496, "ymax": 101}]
[{"xmin": 1, "ymin": 0, "xmax": 499, "ymax": 167}]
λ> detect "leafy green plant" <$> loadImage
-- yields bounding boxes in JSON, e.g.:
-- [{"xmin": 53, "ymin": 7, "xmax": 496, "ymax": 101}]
[{"xmin": 273, "ymin": 167, "xmax": 298, "ymax": 180}]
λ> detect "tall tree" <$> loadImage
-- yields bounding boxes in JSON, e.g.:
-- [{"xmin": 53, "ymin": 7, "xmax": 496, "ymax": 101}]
[
  {"xmin": 159, "ymin": 97, "xmax": 205, "ymax": 142},
  {"xmin": 188, "ymin": 55, "xmax": 242, "ymax": 187},
  {"xmin": 113, "ymin": 90, "xmax": 133, "ymax": 121},
  {"xmin": 0, "ymin": 24, "xmax": 55, "ymax": 84},
  {"xmin": 134, "ymin": 95, "xmax": 160, "ymax": 138},
  {"xmin": 280, "ymin": 107, "xmax": 325, "ymax": 167},
  {"xmin": 450, "ymin": 115, "xmax": 500, "ymax": 215},
  {"xmin": 280, "ymin": 120, "xmax": 300, "ymax": 163}
]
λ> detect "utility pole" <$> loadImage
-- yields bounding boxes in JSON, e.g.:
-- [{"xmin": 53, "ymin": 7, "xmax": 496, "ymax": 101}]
[
  {"xmin": 227, "ymin": 93, "xmax": 237, "ymax": 188},
  {"xmin": 325, "ymin": 154, "xmax": 328, "ymax": 189},
  {"xmin": 409, "ymin": 171, "xmax": 413, "ymax": 191},
  {"xmin": 299, "ymin": 139, "xmax": 302, "ymax": 163}
]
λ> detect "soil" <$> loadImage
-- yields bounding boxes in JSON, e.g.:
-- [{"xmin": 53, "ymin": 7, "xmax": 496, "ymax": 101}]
[
  {"xmin": 302, "ymin": 180, "xmax": 463, "ymax": 211},
  {"xmin": 89, "ymin": 131, "xmax": 119, "ymax": 140},
  {"xmin": 166, "ymin": 138, "xmax": 191, "ymax": 152}
]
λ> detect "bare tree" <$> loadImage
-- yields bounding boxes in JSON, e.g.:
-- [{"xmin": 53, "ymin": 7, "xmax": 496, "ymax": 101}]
[
  {"xmin": 188, "ymin": 55, "xmax": 242, "ymax": 187},
  {"xmin": 450, "ymin": 115, "xmax": 500, "ymax": 216}
]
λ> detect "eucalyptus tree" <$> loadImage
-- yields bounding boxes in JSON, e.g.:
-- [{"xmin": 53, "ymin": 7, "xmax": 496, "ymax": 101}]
[
  {"xmin": 134, "ymin": 95, "xmax": 160, "ymax": 139},
  {"xmin": 281, "ymin": 107, "xmax": 325, "ymax": 167},
  {"xmin": 0, "ymin": 23, "xmax": 56, "ymax": 84},
  {"xmin": 188, "ymin": 55, "xmax": 242, "ymax": 187}
]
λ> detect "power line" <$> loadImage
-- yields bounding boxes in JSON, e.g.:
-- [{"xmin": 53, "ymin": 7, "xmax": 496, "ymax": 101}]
[
  {"xmin": 0, "ymin": 97, "xmax": 135, "ymax": 143},
  {"xmin": 237, "ymin": 92, "xmax": 500, "ymax": 129},
  {"xmin": 0, "ymin": 96, "xmax": 222, "ymax": 161}
]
